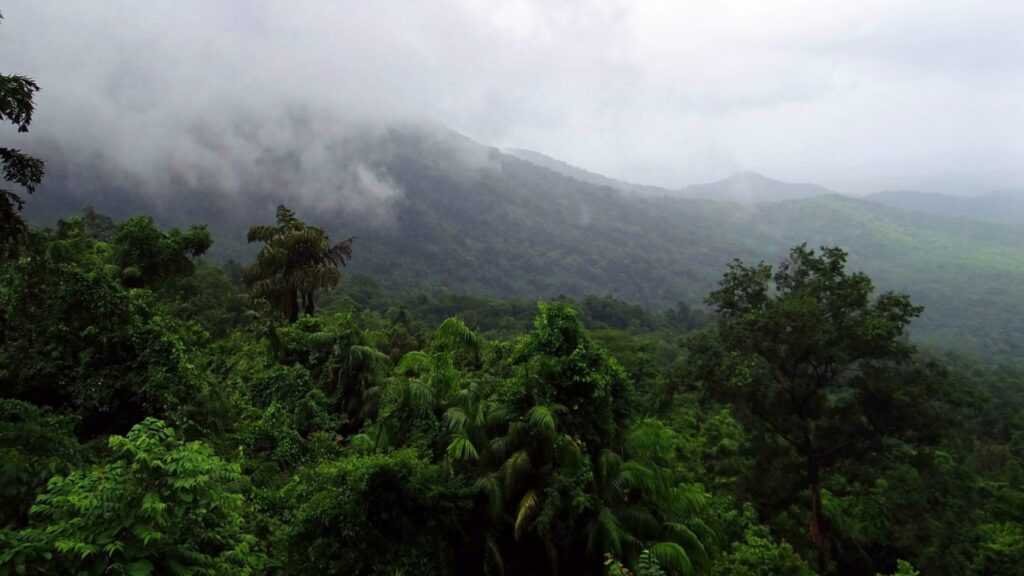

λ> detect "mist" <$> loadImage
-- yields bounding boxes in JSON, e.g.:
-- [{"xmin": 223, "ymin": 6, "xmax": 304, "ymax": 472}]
[{"xmin": 2, "ymin": 0, "xmax": 1023, "ymax": 193}]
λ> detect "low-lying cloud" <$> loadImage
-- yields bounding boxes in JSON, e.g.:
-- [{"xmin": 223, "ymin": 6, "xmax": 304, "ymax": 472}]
[{"xmin": 2, "ymin": 0, "xmax": 1023, "ymax": 192}]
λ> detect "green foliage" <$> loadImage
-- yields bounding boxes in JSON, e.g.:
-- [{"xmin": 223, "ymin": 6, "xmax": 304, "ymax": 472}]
[
  {"xmin": 512, "ymin": 302, "xmax": 633, "ymax": 450},
  {"xmin": 0, "ymin": 11, "xmax": 45, "ymax": 253},
  {"xmin": 111, "ymin": 216, "xmax": 212, "ymax": 288},
  {"xmin": 693, "ymin": 244, "xmax": 958, "ymax": 573},
  {"xmin": 0, "ymin": 400, "xmax": 81, "ymax": 528},
  {"xmin": 710, "ymin": 522, "xmax": 813, "ymax": 576},
  {"xmin": 1, "ymin": 202, "xmax": 1022, "ymax": 576},
  {"xmin": 968, "ymin": 523, "xmax": 1024, "ymax": 576},
  {"xmin": 243, "ymin": 205, "xmax": 354, "ymax": 323},
  {"xmin": 0, "ymin": 418, "xmax": 263, "ymax": 575},
  {"xmin": 280, "ymin": 449, "xmax": 469, "ymax": 575},
  {"xmin": 877, "ymin": 559, "xmax": 920, "ymax": 576},
  {"xmin": 0, "ymin": 230, "xmax": 208, "ymax": 437}
]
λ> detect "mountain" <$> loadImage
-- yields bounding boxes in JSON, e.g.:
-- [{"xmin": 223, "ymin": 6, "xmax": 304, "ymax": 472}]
[
  {"xmin": 866, "ymin": 189, "xmax": 1024, "ymax": 224},
  {"xmin": 503, "ymin": 148, "xmax": 669, "ymax": 196},
  {"xmin": 679, "ymin": 171, "xmax": 836, "ymax": 203},
  {"xmin": 21, "ymin": 121, "xmax": 1024, "ymax": 363},
  {"xmin": 502, "ymin": 152, "xmax": 837, "ymax": 204}
]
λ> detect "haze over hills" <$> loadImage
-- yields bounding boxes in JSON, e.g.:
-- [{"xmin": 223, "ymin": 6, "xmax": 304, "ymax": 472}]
[
  {"xmin": 22, "ymin": 121, "xmax": 1024, "ymax": 363},
  {"xmin": 503, "ymin": 148, "xmax": 669, "ymax": 196},
  {"xmin": 678, "ymin": 171, "xmax": 837, "ymax": 203},
  {"xmin": 866, "ymin": 189, "xmax": 1024, "ymax": 224},
  {"xmin": 505, "ymin": 149, "xmax": 841, "ymax": 203}
]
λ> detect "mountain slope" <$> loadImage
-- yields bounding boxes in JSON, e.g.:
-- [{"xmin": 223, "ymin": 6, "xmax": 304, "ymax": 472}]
[
  {"xmin": 679, "ymin": 171, "xmax": 836, "ymax": 202},
  {"xmin": 22, "ymin": 122, "xmax": 1024, "ymax": 363},
  {"xmin": 503, "ymin": 148, "xmax": 669, "ymax": 196},
  {"xmin": 866, "ymin": 189, "xmax": 1024, "ymax": 224}
]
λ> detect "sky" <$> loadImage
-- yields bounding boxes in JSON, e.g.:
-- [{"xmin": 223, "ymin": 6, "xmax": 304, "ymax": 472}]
[{"xmin": 2, "ymin": 0, "xmax": 1024, "ymax": 191}]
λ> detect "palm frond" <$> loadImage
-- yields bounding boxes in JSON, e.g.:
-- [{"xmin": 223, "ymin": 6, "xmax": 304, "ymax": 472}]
[
  {"xmin": 499, "ymin": 449, "xmax": 531, "ymax": 494},
  {"xmin": 407, "ymin": 378, "xmax": 435, "ymax": 409},
  {"xmin": 527, "ymin": 405, "xmax": 558, "ymax": 435},
  {"xmin": 445, "ymin": 407, "xmax": 469, "ymax": 432},
  {"xmin": 648, "ymin": 542, "xmax": 693, "ymax": 576},
  {"xmin": 246, "ymin": 224, "xmax": 278, "ymax": 243},
  {"xmin": 446, "ymin": 433, "xmax": 479, "ymax": 462},
  {"xmin": 663, "ymin": 522, "xmax": 709, "ymax": 569},
  {"xmin": 513, "ymin": 489, "xmax": 540, "ymax": 540},
  {"xmin": 349, "ymin": 344, "xmax": 392, "ymax": 374},
  {"xmin": 325, "ymin": 236, "xmax": 355, "ymax": 266},
  {"xmin": 395, "ymin": 351, "xmax": 432, "ymax": 375},
  {"xmin": 587, "ymin": 505, "xmax": 625, "ymax": 558},
  {"xmin": 488, "ymin": 434, "xmax": 517, "ymax": 465},
  {"xmin": 485, "ymin": 533, "xmax": 505, "ymax": 575},
  {"xmin": 435, "ymin": 317, "xmax": 483, "ymax": 353},
  {"xmin": 474, "ymin": 474, "xmax": 504, "ymax": 520},
  {"xmin": 610, "ymin": 462, "xmax": 660, "ymax": 499}
]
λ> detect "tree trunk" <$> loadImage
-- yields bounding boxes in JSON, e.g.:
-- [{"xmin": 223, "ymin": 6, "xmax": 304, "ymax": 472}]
[
  {"xmin": 808, "ymin": 459, "xmax": 828, "ymax": 574},
  {"xmin": 304, "ymin": 291, "xmax": 315, "ymax": 317},
  {"xmin": 284, "ymin": 288, "xmax": 299, "ymax": 323}
]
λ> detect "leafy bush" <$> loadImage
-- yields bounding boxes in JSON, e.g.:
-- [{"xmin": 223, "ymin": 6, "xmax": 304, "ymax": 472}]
[{"xmin": 0, "ymin": 418, "xmax": 263, "ymax": 575}]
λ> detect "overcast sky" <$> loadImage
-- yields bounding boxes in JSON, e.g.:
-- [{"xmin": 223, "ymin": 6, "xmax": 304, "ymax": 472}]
[{"xmin": 3, "ymin": 0, "xmax": 1024, "ymax": 190}]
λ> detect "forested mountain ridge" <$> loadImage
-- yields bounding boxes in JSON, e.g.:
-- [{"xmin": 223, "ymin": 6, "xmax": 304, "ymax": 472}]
[
  {"xmin": 866, "ymin": 189, "xmax": 1024, "ymax": 224},
  {"xmin": 503, "ymin": 147, "xmax": 671, "ymax": 196},
  {"xmin": 21, "ymin": 122, "xmax": 1024, "ymax": 363}
]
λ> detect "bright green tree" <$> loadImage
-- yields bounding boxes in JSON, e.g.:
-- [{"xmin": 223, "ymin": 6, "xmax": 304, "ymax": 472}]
[
  {"xmin": 0, "ymin": 419, "xmax": 263, "ymax": 575},
  {"xmin": 243, "ymin": 205, "xmax": 354, "ymax": 323}
]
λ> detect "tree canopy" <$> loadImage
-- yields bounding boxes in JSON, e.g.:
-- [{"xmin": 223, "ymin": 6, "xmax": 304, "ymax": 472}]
[
  {"xmin": 244, "ymin": 205, "xmax": 353, "ymax": 323},
  {"xmin": 0, "ymin": 207, "xmax": 1021, "ymax": 575}
]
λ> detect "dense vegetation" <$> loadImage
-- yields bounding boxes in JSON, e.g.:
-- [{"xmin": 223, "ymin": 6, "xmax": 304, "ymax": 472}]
[
  {"xmin": 866, "ymin": 190, "xmax": 1024, "ymax": 225},
  {"xmin": 2, "ymin": 15, "xmax": 1022, "ymax": 573},
  {"xmin": 25, "ymin": 124, "xmax": 1024, "ymax": 364},
  {"xmin": 1, "ymin": 207, "xmax": 1022, "ymax": 575}
]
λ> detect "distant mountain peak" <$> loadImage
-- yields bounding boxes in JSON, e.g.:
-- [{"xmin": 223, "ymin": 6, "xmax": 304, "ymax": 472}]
[
  {"xmin": 680, "ymin": 172, "xmax": 834, "ymax": 203},
  {"xmin": 728, "ymin": 170, "xmax": 770, "ymax": 180}
]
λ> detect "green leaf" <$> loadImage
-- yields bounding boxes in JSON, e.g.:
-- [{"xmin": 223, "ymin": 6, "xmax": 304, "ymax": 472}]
[{"xmin": 125, "ymin": 559, "xmax": 154, "ymax": 576}]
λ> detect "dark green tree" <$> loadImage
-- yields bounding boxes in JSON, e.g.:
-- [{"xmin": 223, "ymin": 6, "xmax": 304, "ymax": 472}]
[
  {"xmin": 0, "ymin": 11, "xmax": 45, "ymax": 254},
  {"xmin": 243, "ymin": 205, "xmax": 354, "ymax": 323},
  {"xmin": 0, "ymin": 229, "xmax": 208, "ymax": 437},
  {"xmin": 111, "ymin": 216, "xmax": 211, "ymax": 288},
  {"xmin": 693, "ymin": 245, "xmax": 943, "ymax": 573}
]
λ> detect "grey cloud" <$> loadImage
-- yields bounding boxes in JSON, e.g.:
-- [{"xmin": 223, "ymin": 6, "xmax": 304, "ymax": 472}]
[{"xmin": 1, "ymin": 0, "xmax": 1022, "ymax": 192}]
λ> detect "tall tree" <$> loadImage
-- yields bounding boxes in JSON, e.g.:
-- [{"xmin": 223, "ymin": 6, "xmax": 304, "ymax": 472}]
[
  {"xmin": 243, "ymin": 205, "xmax": 353, "ymax": 323},
  {"xmin": 0, "ymin": 11, "xmax": 45, "ymax": 254},
  {"xmin": 691, "ymin": 245, "xmax": 942, "ymax": 574}
]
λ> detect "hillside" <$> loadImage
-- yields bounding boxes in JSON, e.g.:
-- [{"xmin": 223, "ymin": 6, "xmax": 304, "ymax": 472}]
[
  {"xmin": 23, "ymin": 123, "xmax": 1024, "ymax": 363},
  {"xmin": 503, "ymin": 147, "xmax": 669, "ymax": 196},
  {"xmin": 867, "ymin": 189, "xmax": 1024, "ymax": 224}
]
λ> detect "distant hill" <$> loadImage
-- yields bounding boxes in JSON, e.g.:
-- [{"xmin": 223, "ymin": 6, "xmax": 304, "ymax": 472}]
[
  {"xmin": 21, "ymin": 121, "xmax": 1024, "ymax": 363},
  {"xmin": 503, "ymin": 148, "xmax": 669, "ymax": 196},
  {"xmin": 866, "ymin": 189, "xmax": 1024, "ymax": 224},
  {"xmin": 679, "ymin": 171, "xmax": 835, "ymax": 203},
  {"xmin": 502, "ymin": 153, "xmax": 837, "ymax": 204}
]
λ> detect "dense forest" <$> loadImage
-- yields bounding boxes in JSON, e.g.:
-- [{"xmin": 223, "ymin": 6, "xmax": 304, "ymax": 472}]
[
  {"xmin": 3, "ymin": 8, "xmax": 1024, "ymax": 576},
  {"xmin": 0, "ymin": 205, "xmax": 1022, "ymax": 575}
]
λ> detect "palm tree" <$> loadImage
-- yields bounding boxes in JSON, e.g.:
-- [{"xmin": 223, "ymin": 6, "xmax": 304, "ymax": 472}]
[{"xmin": 243, "ymin": 205, "xmax": 353, "ymax": 322}]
